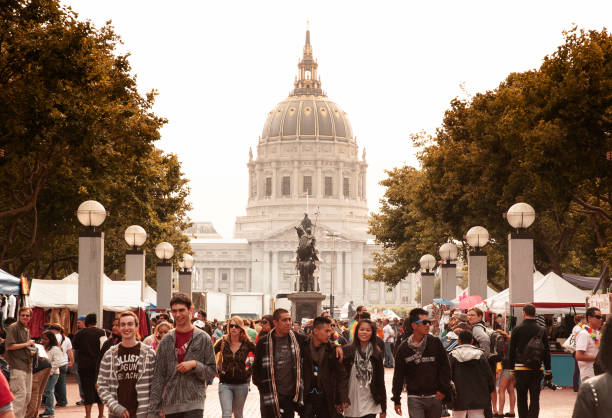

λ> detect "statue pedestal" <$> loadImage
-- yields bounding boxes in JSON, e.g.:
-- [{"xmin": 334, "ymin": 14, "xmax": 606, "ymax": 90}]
[{"xmin": 288, "ymin": 292, "xmax": 326, "ymax": 323}]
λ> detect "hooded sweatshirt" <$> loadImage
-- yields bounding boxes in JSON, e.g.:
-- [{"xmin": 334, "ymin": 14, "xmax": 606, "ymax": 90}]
[
  {"xmin": 449, "ymin": 344, "xmax": 495, "ymax": 411},
  {"xmin": 148, "ymin": 327, "xmax": 217, "ymax": 416}
]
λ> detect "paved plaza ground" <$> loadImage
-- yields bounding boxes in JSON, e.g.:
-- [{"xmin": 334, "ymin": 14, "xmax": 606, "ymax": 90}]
[{"xmin": 53, "ymin": 370, "xmax": 578, "ymax": 418}]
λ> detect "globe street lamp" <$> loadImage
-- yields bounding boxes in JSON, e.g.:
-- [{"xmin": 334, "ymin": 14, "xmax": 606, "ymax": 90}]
[
  {"xmin": 178, "ymin": 253, "xmax": 195, "ymax": 299},
  {"xmin": 505, "ymin": 202, "xmax": 536, "ymax": 322},
  {"xmin": 419, "ymin": 254, "xmax": 436, "ymax": 306},
  {"xmin": 125, "ymin": 225, "xmax": 147, "ymax": 300},
  {"xmin": 76, "ymin": 200, "xmax": 107, "ymax": 325},
  {"xmin": 155, "ymin": 242, "xmax": 174, "ymax": 310},
  {"xmin": 465, "ymin": 226, "xmax": 489, "ymax": 299},
  {"xmin": 439, "ymin": 243, "xmax": 458, "ymax": 301}
]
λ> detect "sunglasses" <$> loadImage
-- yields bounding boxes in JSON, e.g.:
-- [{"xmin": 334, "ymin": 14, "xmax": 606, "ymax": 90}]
[
  {"xmin": 592, "ymin": 315, "xmax": 603, "ymax": 320},
  {"xmin": 261, "ymin": 320, "xmax": 269, "ymax": 325},
  {"xmin": 414, "ymin": 319, "xmax": 431, "ymax": 325},
  {"xmin": 229, "ymin": 324, "xmax": 241, "ymax": 329}
]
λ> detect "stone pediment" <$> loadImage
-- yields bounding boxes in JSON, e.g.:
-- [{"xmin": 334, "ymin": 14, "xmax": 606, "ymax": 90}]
[{"xmin": 261, "ymin": 222, "xmax": 357, "ymax": 242}]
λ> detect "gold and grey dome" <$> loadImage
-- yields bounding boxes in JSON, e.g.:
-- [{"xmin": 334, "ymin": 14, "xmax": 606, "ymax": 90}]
[{"xmin": 260, "ymin": 29, "xmax": 355, "ymax": 143}]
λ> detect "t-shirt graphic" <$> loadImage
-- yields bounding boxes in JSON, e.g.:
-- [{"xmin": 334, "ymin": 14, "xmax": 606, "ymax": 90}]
[
  {"xmin": 116, "ymin": 343, "xmax": 140, "ymax": 417},
  {"xmin": 175, "ymin": 329, "xmax": 194, "ymax": 363}
]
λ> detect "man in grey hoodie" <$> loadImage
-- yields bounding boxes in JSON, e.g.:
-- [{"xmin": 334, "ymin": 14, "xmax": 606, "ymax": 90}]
[{"xmin": 149, "ymin": 293, "xmax": 217, "ymax": 418}]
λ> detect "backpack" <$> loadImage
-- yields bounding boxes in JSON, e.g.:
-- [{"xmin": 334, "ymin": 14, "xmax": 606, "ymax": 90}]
[
  {"xmin": 474, "ymin": 323, "xmax": 505, "ymax": 361},
  {"xmin": 521, "ymin": 328, "xmax": 546, "ymax": 370}
]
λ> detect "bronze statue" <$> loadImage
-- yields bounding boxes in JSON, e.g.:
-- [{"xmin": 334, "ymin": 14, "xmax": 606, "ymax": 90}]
[{"xmin": 295, "ymin": 214, "xmax": 318, "ymax": 291}]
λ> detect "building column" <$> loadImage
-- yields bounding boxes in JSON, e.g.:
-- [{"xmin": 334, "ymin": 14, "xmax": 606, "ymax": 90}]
[
  {"xmin": 271, "ymin": 251, "xmax": 279, "ymax": 296},
  {"xmin": 362, "ymin": 165, "xmax": 367, "ymax": 201},
  {"xmin": 336, "ymin": 162, "xmax": 343, "ymax": 198},
  {"xmin": 263, "ymin": 251, "xmax": 270, "ymax": 294},
  {"xmin": 344, "ymin": 251, "xmax": 352, "ymax": 298},
  {"xmin": 256, "ymin": 166, "xmax": 262, "ymax": 201},
  {"xmin": 316, "ymin": 161, "xmax": 322, "ymax": 198},
  {"xmin": 353, "ymin": 165, "xmax": 359, "ymax": 200},
  {"xmin": 214, "ymin": 267, "xmax": 220, "ymax": 292},
  {"xmin": 229, "ymin": 268, "xmax": 235, "ymax": 292},
  {"xmin": 335, "ymin": 251, "xmax": 342, "ymax": 298},
  {"xmin": 292, "ymin": 161, "xmax": 299, "ymax": 198},
  {"xmin": 272, "ymin": 161, "xmax": 278, "ymax": 198},
  {"xmin": 351, "ymin": 243, "xmax": 364, "ymax": 303}
]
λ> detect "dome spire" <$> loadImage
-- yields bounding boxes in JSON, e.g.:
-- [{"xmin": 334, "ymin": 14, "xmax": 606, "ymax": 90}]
[{"xmin": 292, "ymin": 23, "xmax": 324, "ymax": 96}]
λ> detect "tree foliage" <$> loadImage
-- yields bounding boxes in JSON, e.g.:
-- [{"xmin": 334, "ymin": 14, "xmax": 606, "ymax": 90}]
[
  {"xmin": 368, "ymin": 27, "xmax": 611, "ymax": 289},
  {"xmin": 0, "ymin": 0, "xmax": 192, "ymax": 287}
]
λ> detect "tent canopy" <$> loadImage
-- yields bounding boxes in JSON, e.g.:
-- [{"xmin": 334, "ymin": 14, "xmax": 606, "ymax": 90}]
[
  {"xmin": 0, "ymin": 269, "xmax": 20, "ymax": 295},
  {"xmin": 482, "ymin": 272, "xmax": 589, "ymax": 314},
  {"xmin": 29, "ymin": 272, "xmax": 148, "ymax": 312}
]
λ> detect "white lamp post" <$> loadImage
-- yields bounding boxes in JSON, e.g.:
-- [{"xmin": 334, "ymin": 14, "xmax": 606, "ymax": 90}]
[
  {"xmin": 76, "ymin": 200, "xmax": 107, "ymax": 325},
  {"xmin": 439, "ymin": 243, "xmax": 458, "ymax": 301},
  {"xmin": 506, "ymin": 203, "xmax": 536, "ymax": 322},
  {"xmin": 178, "ymin": 253, "xmax": 195, "ymax": 299},
  {"xmin": 466, "ymin": 226, "xmax": 489, "ymax": 298},
  {"xmin": 155, "ymin": 242, "xmax": 174, "ymax": 310},
  {"xmin": 419, "ymin": 254, "xmax": 436, "ymax": 306},
  {"xmin": 125, "ymin": 225, "xmax": 147, "ymax": 300}
]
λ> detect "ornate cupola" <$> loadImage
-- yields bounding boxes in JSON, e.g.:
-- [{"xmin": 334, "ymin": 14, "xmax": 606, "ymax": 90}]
[{"xmin": 292, "ymin": 26, "xmax": 324, "ymax": 96}]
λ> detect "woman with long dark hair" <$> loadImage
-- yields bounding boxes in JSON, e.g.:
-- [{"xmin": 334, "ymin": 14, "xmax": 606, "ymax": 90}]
[
  {"xmin": 214, "ymin": 316, "xmax": 256, "ymax": 418},
  {"xmin": 40, "ymin": 330, "xmax": 64, "ymax": 418},
  {"xmin": 342, "ymin": 319, "xmax": 387, "ymax": 418}
]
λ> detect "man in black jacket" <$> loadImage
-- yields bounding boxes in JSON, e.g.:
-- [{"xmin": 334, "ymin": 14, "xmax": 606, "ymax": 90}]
[
  {"xmin": 302, "ymin": 316, "xmax": 349, "ymax": 418},
  {"xmin": 508, "ymin": 304, "xmax": 552, "ymax": 418},
  {"xmin": 392, "ymin": 308, "xmax": 451, "ymax": 418},
  {"xmin": 450, "ymin": 330, "xmax": 495, "ymax": 416}
]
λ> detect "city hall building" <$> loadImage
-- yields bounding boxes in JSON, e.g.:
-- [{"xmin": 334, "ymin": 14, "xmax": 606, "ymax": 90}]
[{"xmin": 188, "ymin": 29, "xmax": 417, "ymax": 308}]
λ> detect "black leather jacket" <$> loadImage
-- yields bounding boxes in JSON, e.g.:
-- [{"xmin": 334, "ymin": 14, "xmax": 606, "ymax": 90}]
[{"xmin": 572, "ymin": 373, "xmax": 612, "ymax": 418}]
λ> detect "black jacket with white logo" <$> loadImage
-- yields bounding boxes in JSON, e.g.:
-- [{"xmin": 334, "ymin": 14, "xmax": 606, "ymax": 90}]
[{"xmin": 391, "ymin": 335, "xmax": 451, "ymax": 404}]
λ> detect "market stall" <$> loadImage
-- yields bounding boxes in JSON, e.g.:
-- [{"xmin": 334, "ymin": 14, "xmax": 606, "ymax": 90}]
[{"xmin": 28, "ymin": 272, "xmax": 152, "ymax": 336}]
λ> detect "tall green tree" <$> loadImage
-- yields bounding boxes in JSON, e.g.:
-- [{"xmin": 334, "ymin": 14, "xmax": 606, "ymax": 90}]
[
  {"xmin": 0, "ymin": 0, "xmax": 192, "ymax": 287},
  {"xmin": 369, "ymin": 28, "xmax": 611, "ymax": 289}
]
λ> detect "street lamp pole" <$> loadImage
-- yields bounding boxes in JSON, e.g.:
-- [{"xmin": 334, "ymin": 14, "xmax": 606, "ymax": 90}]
[
  {"xmin": 506, "ymin": 202, "xmax": 536, "ymax": 323},
  {"xmin": 155, "ymin": 242, "xmax": 174, "ymax": 310},
  {"xmin": 125, "ymin": 225, "xmax": 147, "ymax": 301},
  {"xmin": 76, "ymin": 200, "xmax": 107, "ymax": 326}
]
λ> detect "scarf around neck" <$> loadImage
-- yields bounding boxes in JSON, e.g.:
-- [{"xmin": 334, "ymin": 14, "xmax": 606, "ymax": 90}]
[
  {"xmin": 407, "ymin": 333, "xmax": 428, "ymax": 357},
  {"xmin": 354, "ymin": 342, "xmax": 374, "ymax": 388}
]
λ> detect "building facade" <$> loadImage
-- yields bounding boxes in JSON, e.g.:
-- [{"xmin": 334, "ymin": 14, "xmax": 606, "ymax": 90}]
[{"xmin": 189, "ymin": 30, "xmax": 417, "ymax": 309}]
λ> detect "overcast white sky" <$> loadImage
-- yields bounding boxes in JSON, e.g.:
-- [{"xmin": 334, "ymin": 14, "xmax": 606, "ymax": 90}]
[{"xmin": 63, "ymin": 1, "xmax": 610, "ymax": 238}]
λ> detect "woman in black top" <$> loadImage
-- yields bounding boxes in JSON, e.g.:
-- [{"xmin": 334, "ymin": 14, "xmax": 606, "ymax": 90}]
[
  {"xmin": 214, "ymin": 316, "xmax": 256, "ymax": 418},
  {"xmin": 342, "ymin": 319, "xmax": 387, "ymax": 418}
]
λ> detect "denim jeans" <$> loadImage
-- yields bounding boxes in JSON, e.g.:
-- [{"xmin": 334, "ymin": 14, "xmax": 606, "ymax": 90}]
[
  {"xmin": 54, "ymin": 365, "xmax": 68, "ymax": 406},
  {"xmin": 407, "ymin": 396, "xmax": 442, "ymax": 418},
  {"xmin": 43, "ymin": 373, "xmax": 60, "ymax": 415},
  {"xmin": 384, "ymin": 342, "xmax": 395, "ymax": 367},
  {"xmin": 218, "ymin": 382, "xmax": 249, "ymax": 418}
]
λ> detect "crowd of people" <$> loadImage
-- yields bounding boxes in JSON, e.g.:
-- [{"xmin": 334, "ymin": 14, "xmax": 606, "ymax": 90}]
[{"xmin": 0, "ymin": 295, "xmax": 609, "ymax": 418}]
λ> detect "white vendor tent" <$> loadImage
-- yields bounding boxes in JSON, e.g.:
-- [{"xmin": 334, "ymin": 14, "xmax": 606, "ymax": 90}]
[
  {"xmin": 452, "ymin": 286, "xmax": 498, "ymax": 304},
  {"xmin": 482, "ymin": 272, "xmax": 589, "ymax": 314},
  {"xmin": 30, "ymin": 272, "xmax": 148, "ymax": 312}
]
